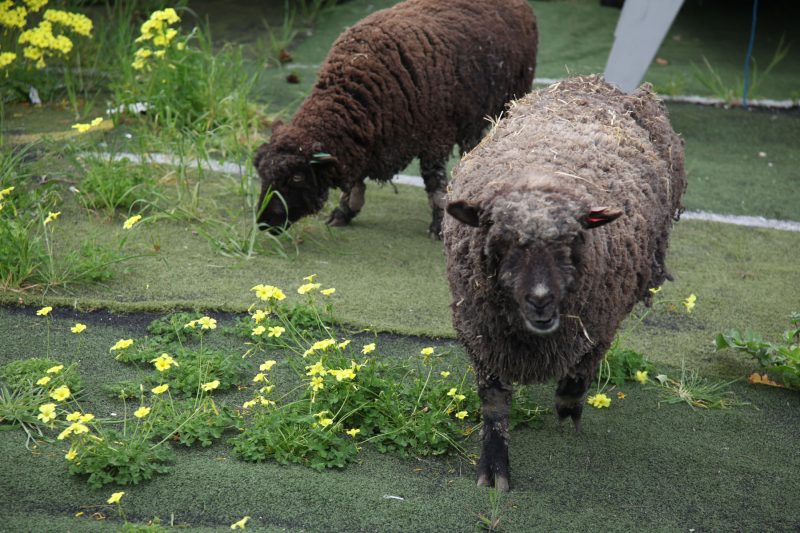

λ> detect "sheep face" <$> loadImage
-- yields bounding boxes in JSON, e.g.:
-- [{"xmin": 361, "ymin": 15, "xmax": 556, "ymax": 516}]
[
  {"xmin": 495, "ymin": 239, "xmax": 574, "ymax": 335},
  {"xmin": 253, "ymin": 136, "xmax": 334, "ymax": 232},
  {"xmin": 447, "ymin": 198, "xmax": 622, "ymax": 336}
]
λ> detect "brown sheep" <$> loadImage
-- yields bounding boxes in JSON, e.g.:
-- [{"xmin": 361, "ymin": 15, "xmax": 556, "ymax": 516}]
[
  {"xmin": 254, "ymin": 0, "xmax": 538, "ymax": 238},
  {"xmin": 442, "ymin": 76, "xmax": 687, "ymax": 490}
]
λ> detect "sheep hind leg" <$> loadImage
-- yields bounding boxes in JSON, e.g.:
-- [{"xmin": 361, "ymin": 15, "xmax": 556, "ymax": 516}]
[
  {"xmin": 420, "ymin": 159, "xmax": 447, "ymax": 240},
  {"xmin": 476, "ymin": 377, "xmax": 513, "ymax": 492},
  {"xmin": 327, "ymin": 181, "xmax": 365, "ymax": 227}
]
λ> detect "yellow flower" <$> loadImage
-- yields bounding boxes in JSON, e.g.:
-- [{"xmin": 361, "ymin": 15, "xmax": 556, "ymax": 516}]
[
  {"xmin": 587, "ymin": 393, "xmax": 611, "ymax": 409},
  {"xmin": 79, "ymin": 413, "xmax": 94, "ymax": 423},
  {"xmin": 252, "ymin": 373, "xmax": 266, "ymax": 383},
  {"xmin": 69, "ymin": 422, "xmax": 89, "ymax": 434},
  {"xmin": 0, "ymin": 4, "xmax": 28, "ymax": 29},
  {"xmin": 197, "ymin": 316, "xmax": 217, "ymax": 330},
  {"xmin": 134, "ymin": 406, "xmax": 151, "ymax": 418},
  {"xmin": 151, "ymin": 384, "xmax": 169, "ymax": 395},
  {"xmin": 260, "ymin": 360, "xmax": 277, "ymax": 371},
  {"xmin": 259, "ymin": 385, "xmax": 274, "ymax": 395},
  {"xmin": 201, "ymin": 379, "xmax": 220, "ymax": 392},
  {"xmin": 250, "ymin": 284, "xmax": 286, "ymax": 301},
  {"xmin": 37, "ymin": 306, "xmax": 53, "ymax": 316},
  {"xmin": 43, "ymin": 211, "xmax": 61, "ymax": 224},
  {"xmin": 318, "ymin": 417, "xmax": 333, "ymax": 428},
  {"xmin": 151, "ymin": 353, "xmax": 178, "ymax": 371},
  {"xmin": 420, "ymin": 347, "xmax": 434, "ymax": 356},
  {"xmin": 0, "ymin": 186, "xmax": 14, "ymax": 200},
  {"xmin": 634, "ymin": 370, "xmax": 648, "ymax": 384},
  {"xmin": 49, "ymin": 385, "xmax": 71, "ymax": 402},
  {"xmin": 455, "ymin": 410, "xmax": 468, "ymax": 420},
  {"xmin": 65, "ymin": 448, "xmax": 77, "ymax": 461},
  {"xmin": 305, "ymin": 361, "xmax": 326, "ymax": 377},
  {"xmin": 123, "ymin": 214, "xmax": 142, "ymax": 230},
  {"xmin": 66, "ymin": 411, "xmax": 81, "ymax": 422},
  {"xmin": 71, "ymin": 122, "xmax": 91, "ymax": 133},
  {"xmin": 0, "ymin": 51, "xmax": 15, "ymax": 69},
  {"xmin": 71, "ymin": 323, "xmax": 86, "ymax": 333},
  {"xmin": 346, "ymin": 428, "xmax": 360, "ymax": 438},
  {"xmin": 321, "ymin": 288, "xmax": 336, "ymax": 296},
  {"xmin": 259, "ymin": 397, "xmax": 275, "ymax": 407},
  {"xmin": 440, "ymin": 371, "xmax": 450, "ymax": 378},
  {"xmin": 110, "ymin": 339, "xmax": 134, "ymax": 351},
  {"xmin": 683, "ymin": 293, "xmax": 697, "ymax": 313},
  {"xmin": 251, "ymin": 326, "xmax": 266, "ymax": 336},
  {"xmin": 230, "ymin": 516, "xmax": 250, "ymax": 530},
  {"xmin": 329, "ymin": 368, "xmax": 356, "ymax": 381},
  {"xmin": 361, "ymin": 343, "xmax": 376, "ymax": 355},
  {"xmin": 252, "ymin": 309, "xmax": 267, "ymax": 323},
  {"xmin": 337, "ymin": 340, "xmax": 351, "ymax": 350},
  {"xmin": 297, "ymin": 282, "xmax": 321, "ymax": 295},
  {"xmin": 46, "ymin": 364, "xmax": 63, "ymax": 374},
  {"xmin": 447, "ymin": 388, "xmax": 457, "ymax": 397},
  {"xmin": 107, "ymin": 491, "xmax": 125, "ymax": 504},
  {"xmin": 303, "ymin": 274, "xmax": 316, "ymax": 282},
  {"xmin": 36, "ymin": 375, "xmax": 51, "ymax": 386},
  {"xmin": 37, "ymin": 403, "xmax": 57, "ymax": 423},
  {"xmin": 310, "ymin": 376, "xmax": 324, "ymax": 391},
  {"xmin": 311, "ymin": 339, "xmax": 336, "ymax": 352},
  {"xmin": 43, "ymin": 9, "xmax": 93, "ymax": 36},
  {"xmin": 242, "ymin": 399, "xmax": 258, "ymax": 410},
  {"xmin": 266, "ymin": 326, "xmax": 284, "ymax": 338},
  {"xmin": 57, "ymin": 423, "xmax": 88, "ymax": 440},
  {"xmin": 455, "ymin": 394, "xmax": 466, "ymax": 401},
  {"xmin": 649, "ymin": 286, "xmax": 662, "ymax": 295}
]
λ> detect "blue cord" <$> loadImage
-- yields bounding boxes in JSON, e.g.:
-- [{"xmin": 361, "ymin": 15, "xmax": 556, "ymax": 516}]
[{"xmin": 742, "ymin": 0, "xmax": 759, "ymax": 108}]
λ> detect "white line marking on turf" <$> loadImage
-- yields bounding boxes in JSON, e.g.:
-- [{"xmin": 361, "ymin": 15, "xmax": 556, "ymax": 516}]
[{"xmin": 90, "ymin": 153, "xmax": 800, "ymax": 233}]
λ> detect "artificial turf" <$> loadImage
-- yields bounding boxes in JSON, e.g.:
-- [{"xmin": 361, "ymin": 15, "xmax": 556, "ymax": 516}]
[{"xmin": 1, "ymin": 309, "xmax": 798, "ymax": 532}]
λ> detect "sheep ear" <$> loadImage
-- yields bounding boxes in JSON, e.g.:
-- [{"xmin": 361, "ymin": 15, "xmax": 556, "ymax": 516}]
[
  {"xmin": 447, "ymin": 200, "xmax": 483, "ymax": 227},
  {"xmin": 581, "ymin": 206, "xmax": 623, "ymax": 229}
]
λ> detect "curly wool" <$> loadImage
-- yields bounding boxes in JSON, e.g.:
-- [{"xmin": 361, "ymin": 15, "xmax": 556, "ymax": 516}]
[
  {"xmin": 443, "ymin": 75, "xmax": 687, "ymax": 385},
  {"xmin": 255, "ymin": 0, "xmax": 538, "ymax": 228}
]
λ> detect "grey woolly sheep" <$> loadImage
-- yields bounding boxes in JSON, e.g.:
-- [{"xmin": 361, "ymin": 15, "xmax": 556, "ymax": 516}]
[
  {"xmin": 254, "ymin": 0, "xmax": 538, "ymax": 239},
  {"xmin": 442, "ymin": 75, "xmax": 686, "ymax": 491}
]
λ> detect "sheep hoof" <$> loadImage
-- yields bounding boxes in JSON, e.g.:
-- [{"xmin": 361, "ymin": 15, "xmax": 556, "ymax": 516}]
[
  {"xmin": 326, "ymin": 208, "xmax": 352, "ymax": 227},
  {"xmin": 476, "ymin": 474, "xmax": 510, "ymax": 492},
  {"xmin": 428, "ymin": 211, "xmax": 443, "ymax": 240}
]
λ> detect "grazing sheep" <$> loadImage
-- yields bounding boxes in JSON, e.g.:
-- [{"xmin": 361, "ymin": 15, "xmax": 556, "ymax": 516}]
[
  {"xmin": 254, "ymin": 0, "xmax": 538, "ymax": 238},
  {"xmin": 442, "ymin": 76, "xmax": 686, "ymax": 491}
]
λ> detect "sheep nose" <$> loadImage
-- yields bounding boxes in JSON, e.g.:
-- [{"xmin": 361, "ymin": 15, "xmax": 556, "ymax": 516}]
[{"xmin": 525, "ymin": 291, "xmax": 554, "ymax": 311}]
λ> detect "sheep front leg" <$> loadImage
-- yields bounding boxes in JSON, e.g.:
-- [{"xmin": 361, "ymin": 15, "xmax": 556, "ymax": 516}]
[
  {"xmin": 327, "ymin": 181, "xmax": 366, "ymax": 227},
  {"xmin": 555, "ymin": 349, "xmax": 605, "ymax": 432},
  {"xmin": 420, "ymin": 159, "xmax": 447, "ymax": 240},
  {"xmin": 477, "ymin": 376, "xmax": 513, "ymax": 491}
]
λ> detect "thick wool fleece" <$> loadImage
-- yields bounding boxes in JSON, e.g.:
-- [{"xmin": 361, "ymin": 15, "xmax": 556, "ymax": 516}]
[
  {"xmin": 255, "ymin": 0, "xmax": 538, "ymax": 231},
  {"xmin": 443, "ymin": 76, "xmax": 687, "ymax": 386}
]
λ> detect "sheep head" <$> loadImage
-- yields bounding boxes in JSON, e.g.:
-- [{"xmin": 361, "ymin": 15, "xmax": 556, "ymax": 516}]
[
  {"xmin": 253, "ymin": 125, "xmax": 338, "ymax": 233},
  {"xmin": 447, "ymin": 194, "xmax": 622, "ymax": 336}
]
